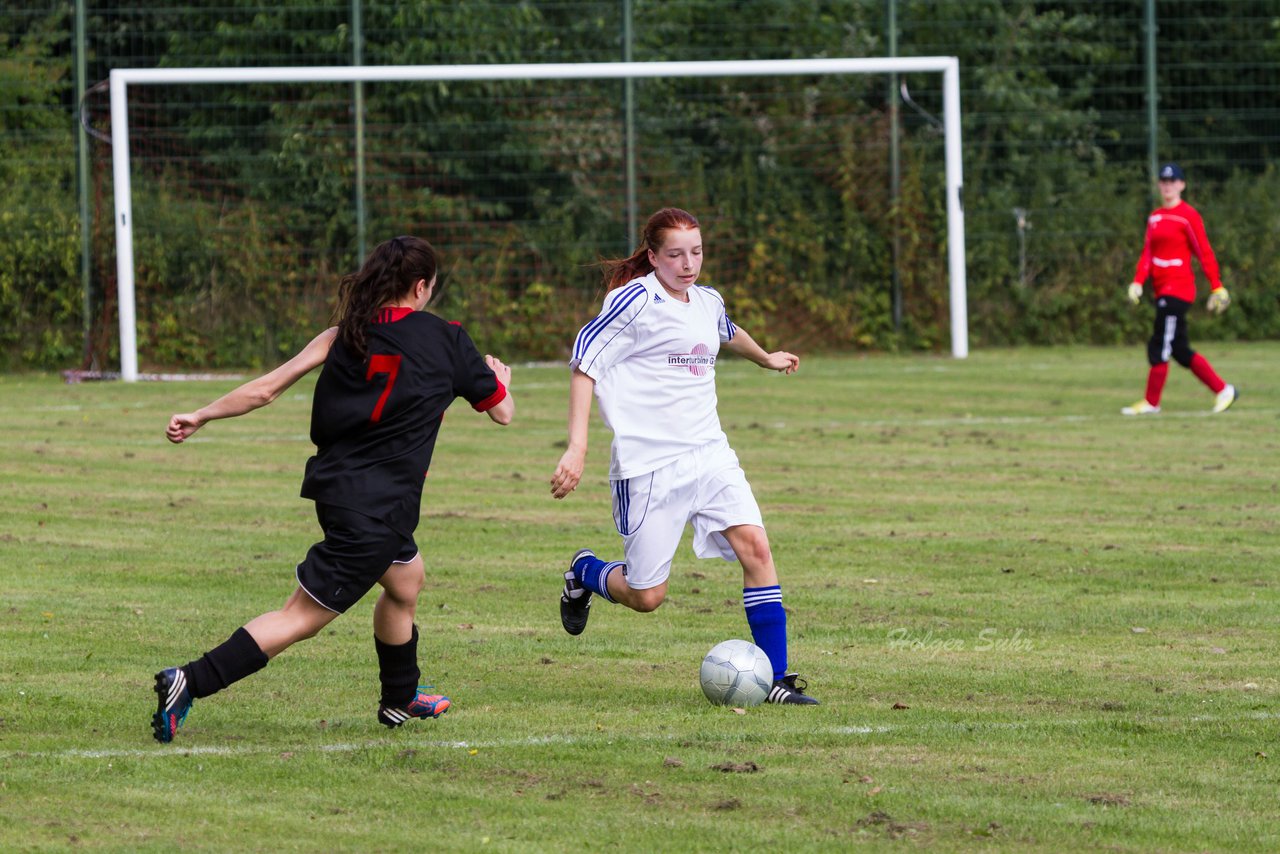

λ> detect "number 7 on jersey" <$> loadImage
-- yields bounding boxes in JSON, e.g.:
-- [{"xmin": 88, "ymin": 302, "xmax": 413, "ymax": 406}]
[{"xmin": 365, "ymin": 354, "xmax": 401, "ymax": 422}]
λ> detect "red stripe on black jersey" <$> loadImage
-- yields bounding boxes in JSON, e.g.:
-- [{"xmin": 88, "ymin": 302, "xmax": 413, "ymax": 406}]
[
  {"xmin": 472, "ymin": 380, "xmax": 507, "ymax": 412},
  {"xmin": 375, "ymin": 307, "xmax": 415, "ymax": 324},
  {"xmin": 302, "ymin": 314, "xmax": 501, "ymax": 537}
]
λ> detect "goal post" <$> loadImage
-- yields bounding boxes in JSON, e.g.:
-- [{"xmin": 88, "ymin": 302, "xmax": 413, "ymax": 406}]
[{"xmin": 108, "ymin": 57, "xmax": 966, "ymax": 381}]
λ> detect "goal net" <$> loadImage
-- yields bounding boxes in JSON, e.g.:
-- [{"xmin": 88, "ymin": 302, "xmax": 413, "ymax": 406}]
[{"xmin": 96, "ymin": 58, "xmax": 965, "ymax": 380}]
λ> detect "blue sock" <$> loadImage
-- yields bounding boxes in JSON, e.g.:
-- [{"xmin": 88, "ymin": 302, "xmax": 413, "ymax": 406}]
[
  {"xmin": 573, "ymin": 553, "xmax": 620, "ymax": 604},
  {"xmin": 744, "ymin": 585, "xmax": 787, "ymax": 679}
]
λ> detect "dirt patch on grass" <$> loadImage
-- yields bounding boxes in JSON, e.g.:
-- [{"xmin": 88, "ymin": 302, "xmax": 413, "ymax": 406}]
[{"xmin": 855, "ymin": 810, "xmax": 930, "ymax": 839}]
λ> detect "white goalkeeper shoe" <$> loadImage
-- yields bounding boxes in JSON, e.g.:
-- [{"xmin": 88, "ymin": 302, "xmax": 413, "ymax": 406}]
[
  {"xmin": 1121, "ymin": 400, "xmax": 1160, "ymax": 416},
  {"xmin": 1211, "ymin": 384, "xmax": 1238, "ymax": 414}
]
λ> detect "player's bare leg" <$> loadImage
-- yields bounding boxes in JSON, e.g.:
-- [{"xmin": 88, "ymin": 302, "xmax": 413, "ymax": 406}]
[
  {"xmin": 373, "ymin": 555, "xmax": 449, "ymax": 725},
  {"xmin": 374, "ymin": 555, "xmax": 424, "ymax": 644},
  {"xmin": 606, "ymin": 573, "xmax": 667, "ymax": 612},
  {"xmin": 243, "ymin": 587, "xmax": 340, "ymax": 658},
  {"xmin": 722, "ymin": 524, "xmax": 779, "ymax": 588}
]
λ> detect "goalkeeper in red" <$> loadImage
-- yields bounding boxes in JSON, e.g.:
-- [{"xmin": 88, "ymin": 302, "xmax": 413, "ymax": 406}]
[{"xmin": 1123, "ymin": 162, "xmax": 1237, "ymax": 415}]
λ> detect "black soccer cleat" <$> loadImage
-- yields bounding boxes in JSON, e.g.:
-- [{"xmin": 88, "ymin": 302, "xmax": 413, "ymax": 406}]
[
  {"xmin": 560, "ymin": 548, "xmax": 595, "ymax": 636},
  {"xmin": 152, "ymin": 667, "xmax": 194, "ymax": 743},
  {"xmin": 766, "ymin": 673, "xmax": 820, "ymax": 705}
]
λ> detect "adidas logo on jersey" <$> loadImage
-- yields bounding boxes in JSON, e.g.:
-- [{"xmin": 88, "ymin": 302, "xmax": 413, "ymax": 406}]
[{"xmin": 653, "ymin": 293, "xmax": 664, "ymax": 303}]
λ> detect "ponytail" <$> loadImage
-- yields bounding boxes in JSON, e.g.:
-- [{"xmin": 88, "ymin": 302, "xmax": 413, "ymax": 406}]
[{"xmin": 333, "ymin": 236, "xmax": 439, "ymax": 360}]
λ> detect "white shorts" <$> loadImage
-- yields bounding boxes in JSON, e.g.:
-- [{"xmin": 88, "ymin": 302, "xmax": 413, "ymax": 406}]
[{"xmin": 611, "ymin": 439, "xmax": 764, "ymax": 590}]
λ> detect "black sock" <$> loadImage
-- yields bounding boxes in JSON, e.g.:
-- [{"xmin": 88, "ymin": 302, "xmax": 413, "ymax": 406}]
[
  {"xmin": 375, "ymin": 625, "xmax": 420, "ymax": 707},
  {"xmin": 182, "ymin": 627, "xmax": 270, "ymax": 699}
]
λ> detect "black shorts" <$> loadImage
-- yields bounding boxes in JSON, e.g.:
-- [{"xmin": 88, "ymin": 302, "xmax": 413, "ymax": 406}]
[
  {"xmin": 1147, "ymin": 296, "xmax": 1196, "ymax": 367},
  {"xmin": 295, "ymin": 503, "xmax": 418, "ymax": 614}
]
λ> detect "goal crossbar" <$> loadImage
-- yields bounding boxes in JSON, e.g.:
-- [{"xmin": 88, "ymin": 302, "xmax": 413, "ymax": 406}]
[{"xmin": 108, "ymin": 57, "xmax": 966, "ymax": 380}]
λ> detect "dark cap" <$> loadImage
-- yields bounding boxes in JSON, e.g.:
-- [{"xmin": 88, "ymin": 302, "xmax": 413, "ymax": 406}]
[{"xmin": 1158, "ymin": 163, "xmax": 1185, "ymax": 181}]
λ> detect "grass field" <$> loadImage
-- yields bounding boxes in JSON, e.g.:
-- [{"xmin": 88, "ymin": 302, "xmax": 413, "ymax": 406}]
[{"xmin": 2, "ymin": 343, "xmax": 1278, "ymax": 852}]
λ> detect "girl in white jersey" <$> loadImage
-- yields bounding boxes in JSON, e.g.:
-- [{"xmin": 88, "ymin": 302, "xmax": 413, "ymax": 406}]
[{"xmin": 549, "ymin": 207, "xmax": 818, "ymax": 705}]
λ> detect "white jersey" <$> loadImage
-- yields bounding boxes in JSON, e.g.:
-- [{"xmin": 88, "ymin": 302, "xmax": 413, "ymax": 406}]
[{"xmin": 570, "ymin": 272, "xmax": 738, "ymax": 480}]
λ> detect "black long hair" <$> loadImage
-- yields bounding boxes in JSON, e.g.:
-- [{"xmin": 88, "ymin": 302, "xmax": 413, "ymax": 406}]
[{"xmin": 332, "ymin": 236, "xmax": 439, "ymax": 360}]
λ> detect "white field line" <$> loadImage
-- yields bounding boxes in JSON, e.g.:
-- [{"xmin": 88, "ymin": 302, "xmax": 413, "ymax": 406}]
[
  {"xmin": 12, "ymin": 711, "xmax": 1280, "ymax": 762},
  {"xmin": 826, "ymin": 408, "xmax": 1280, "ymax": 429},
  {"xmin": 10, "ymin": 399, "xmax": 1273, "ymax": 462},
  {"xmin": 2, "ymin": 407, "xmax": 1275, "ymax": 450}
]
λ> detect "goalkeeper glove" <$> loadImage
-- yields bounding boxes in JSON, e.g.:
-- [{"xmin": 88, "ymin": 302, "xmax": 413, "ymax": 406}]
[
  {"xmin": 1127, "ymin": 283, "xmax": 1143, "ymax": 305},
  {"xmin": 1206, "ymin": 287, "xmax": 1230, "ymax": 314}
]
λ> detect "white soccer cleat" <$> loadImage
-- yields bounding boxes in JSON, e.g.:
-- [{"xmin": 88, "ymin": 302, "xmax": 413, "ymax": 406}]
[
  {"xmin": 1211, "ymin": 384, "xmax": 1238, "ymax": 414},
  {"xmin": 1121, "ymin": 400, "xmax": 1160, "ymax": 416}
]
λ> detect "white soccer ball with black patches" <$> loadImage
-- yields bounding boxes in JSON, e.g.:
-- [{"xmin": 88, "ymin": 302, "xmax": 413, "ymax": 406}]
[{"xmin": 699, "ymin": 639, "xmax": 773, "ymax": 707}]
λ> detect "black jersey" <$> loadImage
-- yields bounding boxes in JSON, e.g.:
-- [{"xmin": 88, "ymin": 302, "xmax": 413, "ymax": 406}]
[{"xmin": 301, "ymin": 309, "xmax": 505, "ymax": 536}]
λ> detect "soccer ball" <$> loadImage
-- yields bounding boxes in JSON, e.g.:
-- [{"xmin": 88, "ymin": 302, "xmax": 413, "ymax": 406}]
[{"xmin": 699, "ymin": 639, "xmax": 773, "ymax": 707}]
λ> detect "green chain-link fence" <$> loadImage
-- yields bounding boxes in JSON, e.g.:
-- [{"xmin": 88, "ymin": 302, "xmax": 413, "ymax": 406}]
[{"xmin": 4, "ymin": 1, "xmax": 1278, "ymax": 371}]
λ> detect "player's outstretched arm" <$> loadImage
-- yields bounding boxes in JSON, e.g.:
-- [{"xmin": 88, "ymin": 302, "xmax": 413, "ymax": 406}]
[
  {"xmin": 483, "ymin": 355, "xmax": 514, "ymax": 425},
  {"xmin": 550, "ymin": 368, "xmax": 594, "ymax": 499},
  {"xmin": 165, "ymin": 326, "xmax": 337, "ymax": 444},
  {"xmin": 722, "ymin": 327, "xmax": 799, "ymax": 374}
]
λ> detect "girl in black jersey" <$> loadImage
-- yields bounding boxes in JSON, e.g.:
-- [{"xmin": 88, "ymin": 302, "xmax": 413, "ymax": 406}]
[{"xmin": 151, "ymin": 236, "xmax": 513, "ymax": 743}]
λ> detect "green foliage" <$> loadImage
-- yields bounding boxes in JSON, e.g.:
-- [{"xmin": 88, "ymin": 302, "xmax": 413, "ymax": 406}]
[
  {"xmin": 0, "ymin": 8, "xmax": 81, "ymax": 370},
  {"xmin": 0, "ymin": 206, "xmax": 81, "ymax": 370},
  {"xmin": 437, "ymin": 229, "xmax": 590, "ymax": 361},
  {"xmin": 1198, "ymin": 165, "xmax": 1280, "ymax": 341},
  {"xmin": 4, "ymin": 1, "xmax": 1280, "ymax": 369},
  {"xmin": 127, "ymin": 172, "xmax": 333, "ymax": 368}
]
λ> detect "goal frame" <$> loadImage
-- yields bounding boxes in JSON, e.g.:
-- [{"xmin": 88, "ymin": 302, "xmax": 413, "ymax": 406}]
[{"xmin": 108, "ymin": 57, "xmax": 966, "ymax": 380}]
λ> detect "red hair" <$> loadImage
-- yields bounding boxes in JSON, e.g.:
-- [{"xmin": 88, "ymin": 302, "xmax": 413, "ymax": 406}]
[{"xmin": 601, "ymin": 207, "xmax": 701, "ymax": 291}]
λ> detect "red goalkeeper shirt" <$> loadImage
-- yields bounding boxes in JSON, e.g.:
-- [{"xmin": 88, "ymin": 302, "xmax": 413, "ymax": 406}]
[{"xmin": 1131, "ymin": 200, "xmax": 1222, "ymax": 303}]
